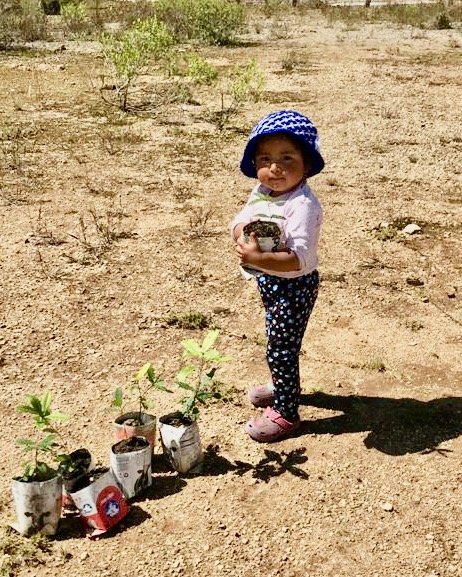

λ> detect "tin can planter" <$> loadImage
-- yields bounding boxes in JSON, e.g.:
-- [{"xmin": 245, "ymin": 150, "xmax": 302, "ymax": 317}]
[
  {"xmin": 59, "ymin": 448, "xmax": 94, "ymax": 513},
  {"xmin": 11, "ymin": 475, "xmax": 62, "ymax": 537},
  {"xmin": 69, "ymin": 467, "xmax": 129, "ymax": 538},
  {"xmin": 113, "ymin": 412, "xmax": 156, "ymax": 452},
  {"xmin": 158, "ymin": 412, "xmax": 203, "ymax": 474},
  {"xmin": 110, "ymin": 436, "xmax": 152, "ymax": 499}
]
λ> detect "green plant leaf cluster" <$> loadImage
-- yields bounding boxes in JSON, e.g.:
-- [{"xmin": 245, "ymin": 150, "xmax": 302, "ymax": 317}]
[
  {"xmin": 230, "ymin": 59, "xmax": 264, "ymax": 104},
  {"xmin": 100, "ymin": 16, "xmax": 174, "ymax": 110},
  {"xmin": 112, "ymin": 363, "xmax": 172, "ymax": 423},
  {"xmin": 16, "ymin": 391, "xmax": 69, "ymax": 482},
  {"xmin": 153, "ymin": 0, "xmax": 245, "ymax": 45},
  {"xmin": 175, "ymin": 329, "xmax": 230, "ymax": 421}
]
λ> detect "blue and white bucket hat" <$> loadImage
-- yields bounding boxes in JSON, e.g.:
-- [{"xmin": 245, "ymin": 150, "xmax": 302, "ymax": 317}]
[{"xmin": 240, "ymin": 110, "xmax": 325, "ymax": 179}]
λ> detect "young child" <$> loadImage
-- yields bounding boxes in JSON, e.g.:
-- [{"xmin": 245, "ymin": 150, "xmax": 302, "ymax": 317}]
[{"xmin": 231, "ymin": 110, "xmax": 324, "ymax": 442}]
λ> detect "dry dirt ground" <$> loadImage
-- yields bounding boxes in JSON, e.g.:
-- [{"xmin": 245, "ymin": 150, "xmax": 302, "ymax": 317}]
[{"xmin": 1, "ymin": 6, "xmax": 462, "ymax": 577}]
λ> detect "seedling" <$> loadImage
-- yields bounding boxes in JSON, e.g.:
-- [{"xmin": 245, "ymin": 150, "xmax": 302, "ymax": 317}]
[
  {"xmin": 16, "ymin": 391, "xmax": 69, "ymax": 482},
  {"xmin": 112, "ymin": 363, "xmax": 171, "ymax": 425},
  {"xmin": 175, "ymin": 329, "xmax": 230, "ymax": 421}
]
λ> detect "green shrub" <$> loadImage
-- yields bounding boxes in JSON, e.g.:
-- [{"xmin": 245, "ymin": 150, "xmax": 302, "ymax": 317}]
[
  {"xmin": 193, "ymin": 0, "xmax": 245, "ymax": 45},
  {"xmin": 230, "ymin": 59, "xmax": 264, "ymax": 104},
  {"xmin": 101, "ymin": 16, "xmax": 174, "ymax": 110},
  {"xmin": 152, "ymin": 0, "xmax": 196, "ymax": 41},
  {"xmin": 184, "ymin": 52, "xmax": 218, "ymax": 85},
  {"xmin": 154, "ymin": 0, "xmax": 245, "ymax": 45},
  {"xmin": 62, "ymin": 2, "xmax": 90, "ymax": 35}
]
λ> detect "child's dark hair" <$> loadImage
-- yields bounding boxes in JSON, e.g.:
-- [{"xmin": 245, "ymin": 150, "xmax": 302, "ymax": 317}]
[
  {"xmin": 240, "ymin": 110, "xmax": 325, "ymax": 179},
  {"xmin": 254, "ymin": 132, "xmax": 314, "ymax": 173}
]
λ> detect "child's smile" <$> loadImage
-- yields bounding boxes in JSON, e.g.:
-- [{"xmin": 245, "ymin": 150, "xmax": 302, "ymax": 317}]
[{"xmin": 255, "ymin": 134, "xmax": 307, "ymax": 195}]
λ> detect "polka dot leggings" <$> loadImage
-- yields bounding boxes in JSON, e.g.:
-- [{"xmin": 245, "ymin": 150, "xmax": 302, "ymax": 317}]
[{"xmin": 257, "ymin": 271, "xmax": 319, "ymax": 421}]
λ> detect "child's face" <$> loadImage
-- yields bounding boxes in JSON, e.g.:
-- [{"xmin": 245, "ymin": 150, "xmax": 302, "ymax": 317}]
[{"xmin": 254, "ymin": 134, "xmax": 307, "ymax": 195}]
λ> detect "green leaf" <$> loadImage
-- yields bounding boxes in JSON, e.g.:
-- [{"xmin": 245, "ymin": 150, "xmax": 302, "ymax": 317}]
[
  {"xmin": 42, "ymin": 390, "xmax": 52, "ymax": 414},
  {"xmin": 48, "ymin": 412, "xmax": 69, "ymax": 422},
  {"xmin": 27, "ymin": 395, "xmax": 43, "ymax": 415},
  {"xmin": 203, "ymin": 349, "xmax": 222, "ymax": 362},
  {"xmin": 177, "ymin": 381, "xmax": 195, "ymax": 392},
  {"xmin": 176, "ymin": 365, "xmax": 195, "ymax": 382},
  {"xmin": 201, "ymin": 329, "xmax": 219, "ymax": 353},
  {"xmin": 16, "ymin": 438, "xmax": 36, "ymax": 451},
  {"xmin": 182, "ymin": 339, "xmax": 202, "ymax": 357},
  {"xmin": 17, "ymin": 404, "xmax": 38, "ymax": 415},
  {"xmin": 112, "ymin": 387, "xmax": 123, "ymax": 408},
  {"xmin": 134, "ymin": 363, "xmax": 152, "ymax": 382},
  {"xmin": 38, "ymin": 434, "xmax": 56, "ymax": 451},
  {"xmin": 154, "ymin": 383, "xmax": 173, "ymax": 393}
]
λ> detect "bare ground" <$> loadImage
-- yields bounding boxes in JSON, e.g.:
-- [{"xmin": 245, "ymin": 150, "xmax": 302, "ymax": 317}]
[{"xmin": 1, "ymin": 8, "xmax": 461, "ymax": 577}]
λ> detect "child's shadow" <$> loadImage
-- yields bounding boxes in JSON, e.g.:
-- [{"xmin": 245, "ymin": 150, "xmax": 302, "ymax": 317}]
[{"xmin": 299, "ymin": 392, "xmax": 462, "ymax": 455}]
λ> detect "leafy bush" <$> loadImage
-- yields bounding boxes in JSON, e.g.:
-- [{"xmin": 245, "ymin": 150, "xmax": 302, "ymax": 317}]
[
  {"xmin": 193, "ymin": 0, "xmax": 245, "ymax": 45},
  {"xmin": 230, "ymin": 59, "xmax": 264, "ymax": 104},
  {"xmin": 61, "ymin": 1, "xmax": 92, "ymax": 35},
  {"xmin": 154, "ymin": 0, "xmax": 245, "ymax": 45},
  {"xmin": 152, "ymin": 0, "xmax": 195, "ymax": 41},
  {"xmin": 182, "ymin": 51, "xmax": 218, "ymax": 85},
  {"xmin": 101, "ymin": 16, "xmax": 174, "ymax": 110}
]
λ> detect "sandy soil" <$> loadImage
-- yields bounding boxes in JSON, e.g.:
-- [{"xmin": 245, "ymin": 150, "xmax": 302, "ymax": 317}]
[{"xmin": 1, "ymin": 7, "xmax": 461, "ymax": 577}]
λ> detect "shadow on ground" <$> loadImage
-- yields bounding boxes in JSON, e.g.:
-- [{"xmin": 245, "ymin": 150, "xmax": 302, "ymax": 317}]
[
  {"xmin": 201, "ymin": 444, "xmax": 309, "ymax": 482},
  {"xmin": 299, "ymin": 392, "xmax": 462, "ymax": 455}
]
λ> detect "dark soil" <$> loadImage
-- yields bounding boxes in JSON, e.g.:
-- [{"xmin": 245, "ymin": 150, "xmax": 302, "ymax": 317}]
[
  {"xmin": 159, "ymin": 411, "xmax": 193, "ymax": 428},
  {"xmin": 112, "ymin": 436, "xmax": 150, "ymax": 454},
  {"xmin": 70, "ymin": 467, "xmax": 110, "ymax": 493},
  {"xmin": 243, "ymin": 220, "xmax": 281, "ymax": 239}
]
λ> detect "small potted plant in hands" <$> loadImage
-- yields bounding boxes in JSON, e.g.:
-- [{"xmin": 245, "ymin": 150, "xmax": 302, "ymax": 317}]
[
  {"xmin": 240, "ymin": 191, "xmax": 286, "ymax": 279},
  {"xmin": 112, "ymin": 363, "xmax": 170, "ymax": 451},
  {"xmin": 11, "ymin": 391, "xmax": 68, "ymax": 537},
  {"xmin": 159, "ymin": 329, "xmax": 229, "ymax": 474}
]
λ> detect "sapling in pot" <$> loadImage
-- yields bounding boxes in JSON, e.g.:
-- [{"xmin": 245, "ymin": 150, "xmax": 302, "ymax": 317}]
[
  {"xmin": 159, "ymin": 329, "xmax": 230, "ymax": 473},
  {"xmin": 239, "ymin": 191, "xmax": 287, "ymax": 279},
  {"xmin": 112, "ymin": 363, "xmax": 171, "ymax": 450},
  {"xmin": 11, "ymin": 391, "xmax": 68, "ymax": 536}
]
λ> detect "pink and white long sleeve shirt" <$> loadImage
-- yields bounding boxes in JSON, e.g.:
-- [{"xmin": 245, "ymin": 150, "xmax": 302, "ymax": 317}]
[{"xmin": 230, "ymin": 181, "xmax": 323, "ymax": 279}]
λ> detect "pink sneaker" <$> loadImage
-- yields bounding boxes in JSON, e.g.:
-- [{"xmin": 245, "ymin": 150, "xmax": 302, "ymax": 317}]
[
  {"xmin": 247, "ymin": 383, "xmax": 275, "ymax": 408},
  {"xmin": 244, "ymin": 407, "xmax": 300, "ymax": 443}
]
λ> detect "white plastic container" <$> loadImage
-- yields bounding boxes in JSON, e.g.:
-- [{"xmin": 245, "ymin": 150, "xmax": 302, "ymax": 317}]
[
  {"xmin": 11, "ymin": 475, "xmax": 62, "ymax": 536},
  {"xmin": 159, "ymin": 413, "xmax": 203, "ymax": 474},
  {"xmin": 110, "ymin": 437, "xmax": 152, "ymax": 499}
]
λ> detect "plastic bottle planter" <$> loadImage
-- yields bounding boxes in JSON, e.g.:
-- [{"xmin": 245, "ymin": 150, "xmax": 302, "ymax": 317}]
[
  {"xmin": 110, "ymin": 436, "xmax": 152, "ymax": 499},
  {"xmin": 11, "ymin": 475, "xmax": 62, "ymax": 536},
  {"xmin": 240, "ymin": 221, "xmax": 282, "ymax": 279},
  {"xmin": 60, "ymin": 448, "xmax": 94, "ymax": 513},
  {"xmin": 113, "ymin": 412, "xmax": 156, "ymax": 453},
  {"xmin": 158, "ymin": 412, "xmax": 203, "ymax": 474},
  {"xmin": 69, "ymin": 467, "xmax": 129, "ymax": 538}
]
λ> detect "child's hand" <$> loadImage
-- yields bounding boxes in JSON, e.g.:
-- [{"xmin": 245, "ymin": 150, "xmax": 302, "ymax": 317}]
[{"xmin": 235, "ymin": 232, "xmax": 263, "ymax": 268}]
